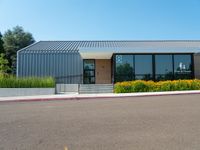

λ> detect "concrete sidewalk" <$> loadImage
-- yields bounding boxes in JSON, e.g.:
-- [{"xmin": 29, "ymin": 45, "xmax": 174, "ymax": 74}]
[{"xmin": 0, "ymin": 90, "xmax": 200, "ymax": 102}]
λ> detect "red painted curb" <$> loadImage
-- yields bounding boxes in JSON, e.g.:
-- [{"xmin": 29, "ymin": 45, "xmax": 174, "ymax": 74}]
[{"xmin": 1, "ymin": 92, "xmax": 200, "ymax": 103}]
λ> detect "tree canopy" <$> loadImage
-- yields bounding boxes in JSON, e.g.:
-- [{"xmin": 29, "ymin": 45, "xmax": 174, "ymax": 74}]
[
  {"xmin": 3, "ymin": 26, "xmax": 35, "ymax": 74},
  {"xmin": 0, "ymin": 32, "xmax": 4, "ymax": 54},
  {"xmin": 0, "ymin": 53, "xmax": 10, "ymax": 75}
]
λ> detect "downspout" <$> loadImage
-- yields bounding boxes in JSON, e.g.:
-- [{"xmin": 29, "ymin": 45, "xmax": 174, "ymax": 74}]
[{"xmin": 16, "ymin": 51, "xmax": 19, "ymax": 77}]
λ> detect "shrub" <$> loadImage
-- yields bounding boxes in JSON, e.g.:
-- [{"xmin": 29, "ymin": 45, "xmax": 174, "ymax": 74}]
[
  {"xmin": 114, "ymin": 79, "xmax": 200, "ymax": 93},
  {"xmin": 132, "ymin": 80, "xmax": 150, "ymax": 92},
  {"xmin": 0, "ymin": 75, "xmax": 55, "ymax": 88}
]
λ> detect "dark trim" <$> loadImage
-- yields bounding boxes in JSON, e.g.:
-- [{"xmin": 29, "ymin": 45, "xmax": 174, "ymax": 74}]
[
  {"xmin": 152, "ymin": 55, "xmax": 156, "ymax": 81},
  {"xmin": 172, "ymin": 55, "xmax": 175, "ymax": 80},
  {"xmin": 133, "ymin": 55, "xmax": 135, "ymax": 80},
  {"xmin": 112, "ymin": 55, "xmax": 116, "ymax": 82},
  {"xmin": 113, "ymin": 53, "xmax": 194, "ymax": 55},
  {"xmin": 191, "ymin": 54, "xmax": 195, "ymax": 79},
  {"xmin": 111, "ymin": 55, "xmax": 114, "ymax": 84}
]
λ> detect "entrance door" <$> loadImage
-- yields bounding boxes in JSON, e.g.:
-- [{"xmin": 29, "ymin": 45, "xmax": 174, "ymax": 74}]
[{"xmin": 83, "ymin": 59, "xmax": 95, "ymax": 84}]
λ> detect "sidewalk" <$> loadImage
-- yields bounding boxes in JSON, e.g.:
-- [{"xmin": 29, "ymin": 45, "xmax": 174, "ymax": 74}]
[{"xmin": 1, "ymin": 90, "xmax": 200, "ymax": 103}]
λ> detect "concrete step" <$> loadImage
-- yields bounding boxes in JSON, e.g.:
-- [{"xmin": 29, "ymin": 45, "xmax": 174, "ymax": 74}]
[{"xmin": 79, "ymin": 84, "xmax": 114, "ymax": 94}]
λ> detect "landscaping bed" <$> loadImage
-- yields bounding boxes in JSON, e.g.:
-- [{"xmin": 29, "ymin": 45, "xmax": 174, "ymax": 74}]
[
  {"xmin": 114, "ymin": 80, "xmax": 200, "ymax": 93},
  {"xmin": 0, "ymin": 75, "xmax": 55, "ymax": 88},
  {"xmin": 0, "ymin": 76, "xmax": 55, "ymax": 97}
]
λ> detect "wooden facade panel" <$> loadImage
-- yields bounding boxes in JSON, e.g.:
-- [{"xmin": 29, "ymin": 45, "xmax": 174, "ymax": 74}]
[{"xmin": 95, "ymin": 59, "xmax": 111, "ymax": 84}]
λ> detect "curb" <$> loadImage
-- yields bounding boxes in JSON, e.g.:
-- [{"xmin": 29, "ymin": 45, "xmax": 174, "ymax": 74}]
[{"xmin": 1, "ymin": 91, "xmax": 200, "ymax": 103}]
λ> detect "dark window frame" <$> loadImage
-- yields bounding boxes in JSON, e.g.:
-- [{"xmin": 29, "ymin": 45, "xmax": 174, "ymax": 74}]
[{"xmin": 83, "ymin": 59, "xmax": 96, "ymax": 84}]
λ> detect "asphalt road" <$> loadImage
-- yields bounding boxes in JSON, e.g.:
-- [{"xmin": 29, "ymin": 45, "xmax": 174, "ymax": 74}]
[{"xmin": 0, "ymin": 94, "xmax": 200, "ymax": 150}]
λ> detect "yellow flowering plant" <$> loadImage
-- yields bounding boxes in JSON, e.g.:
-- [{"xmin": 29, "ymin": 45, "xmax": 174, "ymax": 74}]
[{"xmin": 114, "ymin": 79, "xmax": 200, "ymax": 93}]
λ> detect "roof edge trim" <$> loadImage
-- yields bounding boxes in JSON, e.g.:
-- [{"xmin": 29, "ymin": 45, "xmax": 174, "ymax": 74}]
[
  {"xmin": 17, "ymin": 41, "xmax": 41, "ymax": 53},
  {"xmin": 39, "ymin": 40, "xmax": 200, "ymax": 42}
]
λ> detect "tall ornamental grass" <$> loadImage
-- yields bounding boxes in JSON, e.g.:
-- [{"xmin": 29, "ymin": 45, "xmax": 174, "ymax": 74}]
[
  {"xmin": 114, "ymin": 80, "xmax": 200, "ymax": 93},
  {"xmin": 0, "ymin": 75, "xmax": 55, "ymax": 88}
]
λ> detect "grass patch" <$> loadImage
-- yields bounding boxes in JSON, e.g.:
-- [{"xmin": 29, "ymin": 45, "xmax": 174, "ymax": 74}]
[{"xmin": 0, "ymin": 75, "xmax": 55, "ymax": 88}]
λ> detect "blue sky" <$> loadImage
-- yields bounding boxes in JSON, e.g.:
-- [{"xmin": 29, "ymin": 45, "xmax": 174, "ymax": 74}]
[{"xmin": 0, "ymin": 0, "xmax": 200, "ymax": 41}]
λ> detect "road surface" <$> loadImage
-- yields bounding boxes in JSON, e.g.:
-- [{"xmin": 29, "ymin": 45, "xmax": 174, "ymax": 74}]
[{"xmin": 0, "ymin": 94, "xmax": 200, "ymax": 150}]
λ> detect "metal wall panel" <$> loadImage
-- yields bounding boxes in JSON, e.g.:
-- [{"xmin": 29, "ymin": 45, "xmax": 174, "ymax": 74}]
[
  {"xmin": 194, "ymin": 54, "xmax": 200, "ymax": 79},
  {"xmin": 17, "ymin": 51, "xmax": 83, "ymax": 84}
]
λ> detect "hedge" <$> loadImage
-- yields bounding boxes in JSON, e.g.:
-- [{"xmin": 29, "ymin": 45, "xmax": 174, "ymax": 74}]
[
  {"xmin": 0, "ymin": 75, "xmax": 55, "ymax": 88},
  {"xmin": 114, "ymin": 80, "xmax": 200, "ymax": 93}
]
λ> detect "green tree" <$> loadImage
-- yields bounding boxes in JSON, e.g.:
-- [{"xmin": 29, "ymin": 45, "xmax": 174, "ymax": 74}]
[
  {"xmin": 0, "ymin": 32, "xmax": 4, "ymax": 54},
  {"xmin": 3, "ymin": 26, "xmax": 35, "ymax": 74},
  {"xmin": 0, "ymin": 53, "xmax": 10, "ymax": 75}
]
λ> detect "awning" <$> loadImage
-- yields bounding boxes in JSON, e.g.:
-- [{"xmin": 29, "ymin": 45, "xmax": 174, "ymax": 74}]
[{"xmin": 79, "ymin": 47, "xmax": 200, "ymax": 59}]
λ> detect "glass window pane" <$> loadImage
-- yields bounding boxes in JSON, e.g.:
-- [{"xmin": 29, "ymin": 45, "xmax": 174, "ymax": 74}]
[
  {"xmin": 115, "ymin": 55, "xmax": 134, "ymax": 82},
  {"xmin": 84, "ymin": 70, "xmax": 95, "ymax": 77},
  {"xmin": 115, "ymin": 75, "xmax": 133, "ymax": 82},
  {"xmin": 155, "ymin": 74, "xmax": 173, "ymax": 81},
  {"xmin": 115, "ymin": 55, "xmax": 134, "ymax": 74},
  {"xmin": 83, "ymin": 77, "xmax": 90, "ymax": 84},
  {"xmin": 84, "ymin": 60, "xmax": 95, "ymax": 70},
  {"xmin": 90, "ymin": 77, "xmax": 95, "ymax": 83},
  {"xmin": 174, "ymin": 55, "xmax": 192, "ymax": 74},
  {"xmin": 155, "ymin": 55, "xmax": 173, "ymax": 76},
  {"xmin": 83, "ymin": 77, "xmax": 95, "ymax": 84},
  {"xmin": 135, "ymin": 55, "xmax": 153, "ymax": 75},
  {"xmin": 174, "ymin": 74, "xmax": 192, "ymax": 80},
  {"xmin": 174, "ymin": 55, "xmax": 192, "ymax": 79},
  {"xmin": 135, "ymin": 75, "xmax": 153, "ymax": 80}
]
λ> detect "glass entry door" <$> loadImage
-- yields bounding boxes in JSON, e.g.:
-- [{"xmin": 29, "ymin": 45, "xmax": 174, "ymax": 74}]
[{"xmin": 83, "ymin": 59, "xmax": 95, "ymax": 84}]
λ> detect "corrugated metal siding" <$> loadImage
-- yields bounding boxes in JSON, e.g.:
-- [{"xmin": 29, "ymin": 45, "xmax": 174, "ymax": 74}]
[{"xmin": 17, "ymin": 51, "xmax": 83, "ymax": 84}]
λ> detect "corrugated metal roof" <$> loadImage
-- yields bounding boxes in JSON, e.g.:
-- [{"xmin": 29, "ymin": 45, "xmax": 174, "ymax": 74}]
[{"xmin": 19, "ymin": 40, "xmax": 200, "ymax": 52}]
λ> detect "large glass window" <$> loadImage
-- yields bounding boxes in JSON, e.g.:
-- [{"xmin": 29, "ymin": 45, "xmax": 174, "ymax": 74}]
[
  {"xmin": 135, "ymin": 55, "xmax": 153, "ymax": 80},
  {"xmin": 115, "ymin": 55, "xmax": 134, "ymax": 82},
  {"xmin": 113, "ymin": 54, "xmax": 193, "ymax": 83},
  {"xmin": 155, "ymin": 55, "xmax": 173, "ymax": 80},
  {"xmin": 174, "ymin": 55, "xmax": 192, "ymax": 79}
]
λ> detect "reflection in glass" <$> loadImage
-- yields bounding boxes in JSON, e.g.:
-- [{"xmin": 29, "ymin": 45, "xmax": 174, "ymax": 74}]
[
  {"xmin": 155, "ymin": 74, "xmax": 173, "ymax": 81},
  {"xmin": 174, "ymin": 55, "xmax": 192, "ymax": 79},
  {"xmin": 84, "ymin": 70, "xmax": 95, "ymax": 76},
  {"xmin": 135, "ymin": 55, "xmax": 153, "ymax": 80},
  {"xmin": 84, "ymin": 60, "xmax": 95, "ymax": 70},
  {"xmin": 83, "ymin": 77, "xmax": 95, "ymax": 84},
  {"xmin": 135, "ymin": 75, "xmax": 153, "ymax": 80},
  {"xmin": 115, "ymin": 55, "xmax": 134, "ymax": 82},
  {"xmin": 155, "ymin": 55, "xmax": 173, "ymax": 80}
]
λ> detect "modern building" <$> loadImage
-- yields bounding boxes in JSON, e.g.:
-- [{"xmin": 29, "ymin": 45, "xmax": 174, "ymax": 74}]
[{"xmin": 17, "ymin": 41, "xmax": 200, "ymax": 85}]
